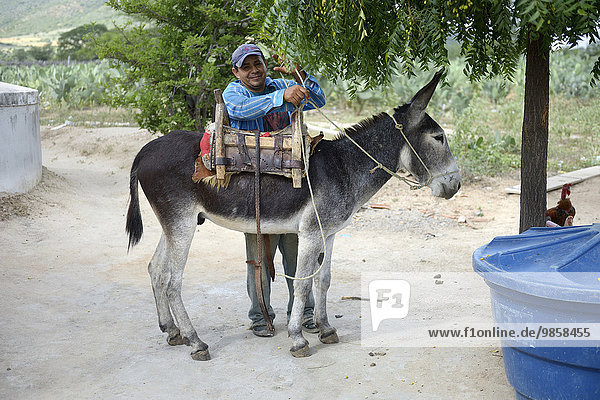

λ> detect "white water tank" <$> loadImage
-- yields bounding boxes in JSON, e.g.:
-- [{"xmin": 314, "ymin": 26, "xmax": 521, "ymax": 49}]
[{"xmin": 0, "ymin": 82, "xmax": 42, "ymax": 193}]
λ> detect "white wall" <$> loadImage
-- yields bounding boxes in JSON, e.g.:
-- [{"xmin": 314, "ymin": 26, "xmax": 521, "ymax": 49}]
[{"xmin": 0, "ymin": 82, "xmax": 42, "ymax": 194}]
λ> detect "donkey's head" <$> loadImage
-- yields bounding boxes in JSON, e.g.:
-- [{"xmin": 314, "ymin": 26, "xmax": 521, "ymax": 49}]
[{"xmin": 393, "ymin": 71, "xmax": 461, "ymax": 199}]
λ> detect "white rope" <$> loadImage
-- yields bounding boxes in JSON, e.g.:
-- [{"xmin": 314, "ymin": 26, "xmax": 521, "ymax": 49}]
[
  {"xmin": 274, "ymin": 68, "xmax": 328, "ymax": 281},
  {"xmin": 273, "ymin": 65, "xmax": 457, "ymax": 279}
]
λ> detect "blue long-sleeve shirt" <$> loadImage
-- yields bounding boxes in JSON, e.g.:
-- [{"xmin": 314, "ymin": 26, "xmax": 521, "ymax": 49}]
[{"xmin": 222, "ymin": 73, "xmax": 326, "ymax": 132}]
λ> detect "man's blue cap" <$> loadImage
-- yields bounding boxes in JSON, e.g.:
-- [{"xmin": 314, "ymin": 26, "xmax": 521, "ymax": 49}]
[{"xmin": 232, "ymin": 44, "xmax": 264, "ymax": 68}]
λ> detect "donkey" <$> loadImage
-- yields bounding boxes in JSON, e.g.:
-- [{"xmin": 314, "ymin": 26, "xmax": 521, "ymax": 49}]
[{"xmin": 126, "ymin": 71, "xmax": 461, "ymax": 360}]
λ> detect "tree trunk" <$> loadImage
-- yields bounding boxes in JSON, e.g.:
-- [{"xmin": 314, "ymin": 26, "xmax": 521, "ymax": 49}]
[
  {"xmin": 185, "ymin": 93, "xmax": 210, "ymax": 131},
  {"xmin": 519, "ymin": 36, "xmax": 549, "ymax": 233}
]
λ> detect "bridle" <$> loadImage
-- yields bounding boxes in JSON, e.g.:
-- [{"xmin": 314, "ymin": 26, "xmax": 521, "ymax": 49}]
[{"xmin": 307, "ymin": 98, "xmax": 456, "ymax": 190}]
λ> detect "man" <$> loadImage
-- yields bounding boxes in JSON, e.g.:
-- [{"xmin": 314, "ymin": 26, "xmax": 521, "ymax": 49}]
[{"xmin": 223, "ymin": 43, "xmax": 326, "ymax": 337}]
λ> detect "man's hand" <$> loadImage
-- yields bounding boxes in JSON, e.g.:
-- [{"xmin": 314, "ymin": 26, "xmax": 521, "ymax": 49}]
[
  {"xmin": 272, "ymin": 55, "xmax": 307, "ymax": 84},
  {"xmin": 283, "ymin": 85, "xmax": 310, "ymax": 107}
]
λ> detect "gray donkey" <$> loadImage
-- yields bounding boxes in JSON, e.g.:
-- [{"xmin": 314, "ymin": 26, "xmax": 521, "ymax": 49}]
[{"xmin": 126, "ymin": 71, "xmax": 461, "ymax": 360}]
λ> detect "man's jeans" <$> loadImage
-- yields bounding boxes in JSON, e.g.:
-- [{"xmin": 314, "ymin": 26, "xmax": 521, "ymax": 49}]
[{"xmin": 245, "ymin": 233, "xmax": 315, "ymax": 327}]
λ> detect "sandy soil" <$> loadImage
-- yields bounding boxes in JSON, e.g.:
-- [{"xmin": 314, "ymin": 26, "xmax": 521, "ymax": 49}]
[{"xmin": 1, "ymin": 125, "xmax": 599, "ymax": 399}]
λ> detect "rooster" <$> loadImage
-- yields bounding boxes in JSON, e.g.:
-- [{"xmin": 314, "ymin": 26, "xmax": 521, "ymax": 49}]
[{"xmin": 546, "ymin": 183, "xmax": 576, "ymax": 227}]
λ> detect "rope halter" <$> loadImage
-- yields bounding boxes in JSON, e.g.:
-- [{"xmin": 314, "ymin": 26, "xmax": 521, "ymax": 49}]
[{"xmin": 307, "ymin": 99, "xmax": 435, "ymax": 190}]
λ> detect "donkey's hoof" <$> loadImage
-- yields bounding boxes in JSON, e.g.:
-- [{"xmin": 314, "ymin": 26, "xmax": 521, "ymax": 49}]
[
  {"xmin": 167, "ymin": 333, "xmax": 185, "ymax": 346},
  {"xmin": 319, "ymin": 329, "xmax": 339, "ymax": 344},
  {"xmin": 191, "ymin": 349, "xmax": 211, "ymax": 361},
  {"xmin": 290, "ymin": 343, "xmax": 311, "ymax": 358}
]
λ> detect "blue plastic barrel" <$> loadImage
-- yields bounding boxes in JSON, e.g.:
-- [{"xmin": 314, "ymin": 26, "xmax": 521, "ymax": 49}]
[{"xmin": 473, "ymin": 224, "xmax": 600, "ymax": 400}]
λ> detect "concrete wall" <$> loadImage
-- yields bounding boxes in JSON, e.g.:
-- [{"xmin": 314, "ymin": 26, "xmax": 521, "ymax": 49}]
[{"xmin": 0, "ymin": 82, "xmax": 42, "ymax": 194}]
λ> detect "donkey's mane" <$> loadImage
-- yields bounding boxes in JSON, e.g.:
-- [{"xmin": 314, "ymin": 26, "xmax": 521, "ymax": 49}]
[{"xmin": 333, "ymin": 112, "xmax": 390, "ymax": 140}]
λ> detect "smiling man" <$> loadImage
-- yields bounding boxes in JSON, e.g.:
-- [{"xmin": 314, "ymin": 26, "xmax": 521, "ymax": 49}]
[
  {"xmin": 222, "ymin": 43, "xmax": 326, "ymax": 337},
  {"xmin": 224, "ymin": 43, "xmax": 326, "ymax": 132}
]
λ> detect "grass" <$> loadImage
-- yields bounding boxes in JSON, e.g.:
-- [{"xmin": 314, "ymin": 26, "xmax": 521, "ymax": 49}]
[
  {"xmin": 40, "ymin": 105, "xmax": 138, "ymax": 128},
  {"xmin": 448, "ymin": 96, "xmax": 522, "ymax": 179},
  {"xmin": 548, "ymin": 97, "xmax": 600, "ymax": 173},
  {"xmin": 447, "ymin": 95, "xmax": 600, "ymax": 179}
]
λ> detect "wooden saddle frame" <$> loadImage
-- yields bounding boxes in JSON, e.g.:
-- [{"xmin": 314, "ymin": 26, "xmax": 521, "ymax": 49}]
[
  {"xmin": 208, "ymin": 88, "xmax": 312, "ymax": 333},
  {"xmin": 211, "ymin": 89, "xmax": 307, "ymax": 188}
]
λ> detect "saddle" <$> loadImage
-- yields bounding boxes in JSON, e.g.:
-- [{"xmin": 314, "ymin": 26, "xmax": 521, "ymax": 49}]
[{"xmin": 192, "ymin": 89, "xmax": 322, "ymax": 188}]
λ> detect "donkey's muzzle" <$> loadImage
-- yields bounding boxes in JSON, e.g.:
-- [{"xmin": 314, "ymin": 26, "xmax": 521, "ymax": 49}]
[{"xmin": 430, "ymin": 170, "xmax": 461, "ymax": 199}]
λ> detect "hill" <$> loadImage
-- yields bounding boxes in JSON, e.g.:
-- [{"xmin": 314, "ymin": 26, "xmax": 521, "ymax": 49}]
[{"xmin": 0, "ymin": 0, "xmax": 125, "ymax": 40}]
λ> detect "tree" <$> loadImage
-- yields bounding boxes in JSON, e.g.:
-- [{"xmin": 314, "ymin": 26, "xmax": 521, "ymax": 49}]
[
  {"xmin": 11, "ymin": 48, "xmax": 33, "ymax": 62},
  {"xmin": 11, "ymin": 44, "xmax": 55, "ymax": 61},
  {"xmin": 57, "ymin": 24, "xmax": 108, "ymax": 61},
  {"xmin": 94, "ymin": 0, "xmax": 252, "ymax": 133},
  {"xmin": 256, "ymin": 0, "xmax": 600, "ymax": 232}
]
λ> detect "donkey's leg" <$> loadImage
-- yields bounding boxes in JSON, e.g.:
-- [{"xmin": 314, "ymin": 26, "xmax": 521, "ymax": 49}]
[
  {"xmin": 288, "ymin": 234, "xmax": 321, "ymax": 357},
  {"xmin": 163, "ymin": 218, "xmax": 210, "ymax": 361},
  {"xmin": 314, "ymin": 234, "xmax": 339, "ymax": 344},
  {"xmin": 148, "ymin": 234, "xmax": 183, "ymax": 345}
]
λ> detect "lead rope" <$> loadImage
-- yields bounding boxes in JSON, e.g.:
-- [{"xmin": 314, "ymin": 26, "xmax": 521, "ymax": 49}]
[{"xmin": 253, "ymin": 129, "xmax": 274, "ymax": 331}]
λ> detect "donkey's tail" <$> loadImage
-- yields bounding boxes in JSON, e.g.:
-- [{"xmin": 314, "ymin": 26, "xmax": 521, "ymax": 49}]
[{"xmin": 126, "ymin": 153, "xmax": 144, "ymax": 251}]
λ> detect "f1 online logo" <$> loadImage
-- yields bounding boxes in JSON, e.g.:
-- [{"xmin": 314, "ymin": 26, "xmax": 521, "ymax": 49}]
[{"xmin": 369, "ymin": 280, "xmax": 411, "ymax": 331}]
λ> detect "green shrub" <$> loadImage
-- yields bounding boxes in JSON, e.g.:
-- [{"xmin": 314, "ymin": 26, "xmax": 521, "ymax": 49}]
[{"xmin": 450, "ymin": 105, "xmax": 521, "ymax": 177}]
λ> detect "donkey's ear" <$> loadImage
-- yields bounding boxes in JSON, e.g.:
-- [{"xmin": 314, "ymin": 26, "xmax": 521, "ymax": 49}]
[{"xmin": 407, "ymin": 69, "xmax": 444, "ymax": 120}]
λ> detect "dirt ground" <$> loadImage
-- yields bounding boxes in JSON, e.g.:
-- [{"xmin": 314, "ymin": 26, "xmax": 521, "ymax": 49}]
[{"xmin": 1, "ymin": 125, "xmax": 599, "ymax": 399}]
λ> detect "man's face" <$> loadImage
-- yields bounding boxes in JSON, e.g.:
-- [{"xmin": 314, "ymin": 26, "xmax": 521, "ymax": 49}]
[{"xmin": 232, "ymin": 55, "xmax": 267, "ymax": 92}]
